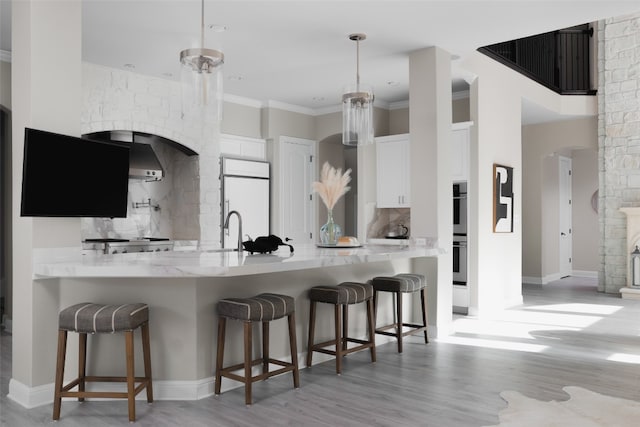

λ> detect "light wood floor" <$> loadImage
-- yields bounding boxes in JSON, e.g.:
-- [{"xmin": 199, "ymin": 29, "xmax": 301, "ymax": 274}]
[{"xmin": 2, "ymin": 277, "xmax": 640, "ymax": 426}]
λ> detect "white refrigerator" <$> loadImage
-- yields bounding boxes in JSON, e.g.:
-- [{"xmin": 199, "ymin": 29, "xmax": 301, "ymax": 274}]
[{"xmin": 221, "ymin": 157, "xmax": 270, "ymax": 248}]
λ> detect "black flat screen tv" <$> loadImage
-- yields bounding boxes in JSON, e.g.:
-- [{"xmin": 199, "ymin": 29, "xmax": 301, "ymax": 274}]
[{"xmin": 20, "ymin": 128, "xmax": 131, "ymax": 218}]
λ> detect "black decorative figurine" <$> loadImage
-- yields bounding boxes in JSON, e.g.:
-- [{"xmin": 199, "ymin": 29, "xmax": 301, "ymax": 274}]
[{"xmin": 242, "ymin": 235, "xmax": 294, "ymax": 254}]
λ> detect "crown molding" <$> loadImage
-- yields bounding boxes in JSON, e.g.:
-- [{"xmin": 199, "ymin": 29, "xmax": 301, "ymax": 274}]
[
  {"xmin": 264, "ymin": 100, "xmax": 317, "ymax": 116},
  {"xmin": 313, "ymin": 104, "xmax": 341, "ymax": 116},
  {"xmin": 223, "ymin": 93, "xmax": 263, "ymax": 109},
  {"xmin": 373, "ymin": 98, "xmax": 390, "ymax": 110},
  {"xmin": 0, "ymin": 50, "xmax": 11, "ymax": 63},
  {"xmin": 389, "ymin": 100, "xmax": 409, "ymax": 110},
  {"xmin": 213, "ymin": 90, "xmax": 469, "ymax": 116}
]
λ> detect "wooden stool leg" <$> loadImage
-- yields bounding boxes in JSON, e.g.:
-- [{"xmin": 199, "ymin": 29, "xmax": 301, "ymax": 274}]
[
  {"xmin": 306, "ymin": 301, "xmax": 316, "ymax": 368},
  {"xmin": 52, "ymin": 330, "xmax": 67, "ymax": 420},
  {"xmin": 78, "ymin": 332, "xmax": 87, "ymax": 402},
  {"xmin": 421, "ymin": 288, "xmax": 429, "ymax": 343},
  {"xmin": 262, "ymin": 321, "xmax": 269, "ymax": 375},
  {"xmin": 215, "ymin": 317, "xmax": 226, "ymax": 395},
  {"xmin": 288, "ymin": 313, "xmax": 300, "ymax": 388},
  {"xmin": 396, "ymin": 291, "xmax": 403, "ymax": 353},
  {"xmin": 342, "ymin": 304, "xmax": 348, "ymax": 351},
  {"xmin": 366, "ymin": 299, "xmax": 376, "ymax": 362},
  {"xmin": 334, "ymin": 304, "xmax": 343, "ymax": 374},
  {"xmin": 373, "ymin": 290, "xmax": 379, "ymax": 330},
  {"xmin": 141, "ymin": 322, "xmax": 154, "ymax": 402},
  {"xmin": 125, "ymin": 330, "xmax": 136, "ymax": 422},
  {"xmin": 244, "ymin": 321, "xmax": 253, "ymax": 405}
]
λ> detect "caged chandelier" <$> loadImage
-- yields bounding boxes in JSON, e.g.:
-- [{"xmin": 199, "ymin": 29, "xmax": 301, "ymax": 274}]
[
  {"xmin": 342, "ymin": 33, "xmax": 374, "ymax": 146},
  {"xmin": 180, "ymin": 0, "xmax": 224, "ymax": 119}
]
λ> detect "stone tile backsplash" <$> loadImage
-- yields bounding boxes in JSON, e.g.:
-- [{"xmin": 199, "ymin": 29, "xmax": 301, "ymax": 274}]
[
  {"xmin": 80, "ymin": 63, "xmax": 219, "ymax": 245},
  {"xmin": 367, "ymin": 207, "xmax": 411, "ymax": 239}
]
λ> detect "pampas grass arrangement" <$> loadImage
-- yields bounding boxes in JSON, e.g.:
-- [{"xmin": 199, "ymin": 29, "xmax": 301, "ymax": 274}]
[{"xmin": 313, "ymin": 162, "xmax": 352, "ymax": 210}]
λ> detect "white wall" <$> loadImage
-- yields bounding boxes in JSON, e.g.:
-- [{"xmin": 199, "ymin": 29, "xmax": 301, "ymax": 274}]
[
  {"xmin": 0, "ymin": 60, "xmax": 10, "ymax": 109},
  {"xmin": 572, "ymin": 148, "xmax": 599, "ymax": 272},
  {"xmin": 453, "ymin": 98, "xmax": 470, "ymax": 123},
  {"xmin": 464, "ymin": 54, "xmax": 524, "ymax": 316},
  {"xmin": 11, "ymin": 0, "xmax": 82, "ymax": 393},
  {"xmin": 521, "ymin": 117, "xmax": 598, "ymax": 282},
  {"xmin": 222, "ymin": 102, "xmax": 262, "ymax": 139},
  {"xmin": 389, "ymin": 107, "xmax": 409, "ymax": 134},
  {"xmin": 1, "ymin": 59, "xmax": 11, "ymax": 325},
  {"xmin": 462, "ymin": 49, "xmax": 600, "ymax": 314}
]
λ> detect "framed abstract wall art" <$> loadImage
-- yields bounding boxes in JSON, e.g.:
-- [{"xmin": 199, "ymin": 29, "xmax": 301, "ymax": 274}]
[{"xmin": 493, "ymin": 164, "xmax": 514, "ymax": 233}]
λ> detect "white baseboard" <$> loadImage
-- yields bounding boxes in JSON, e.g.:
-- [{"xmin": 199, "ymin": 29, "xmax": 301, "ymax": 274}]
[
  {"xmin": 523, "ymin": 270, "xmax": 597, "ymax": 285},
  {"xmin": 7, "ymin": 379, "xmax": 53, "ymax": 409},
  {"xmin": 505, "ymin": 295, "xmax": 524, "ymax": 308},
  {"xmin": 8, "ymin": 377, "xmax": 219, "ymax": 409},
  {"xmin": 542, "ymin": 272, "xmax": 563, "ymax": 284},
  {"xmin": 572, "ymin": 270, "xmax": 597, "ymax": 278},
  {"xmin": 7, "ymin": 338, "xmax": 402, "ymax": 409}
]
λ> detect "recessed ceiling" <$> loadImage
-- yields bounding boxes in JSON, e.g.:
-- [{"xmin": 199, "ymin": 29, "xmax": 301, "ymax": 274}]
[{"xmin": 3, "ymin": 1, "xmax": 640, "ymax": 116}]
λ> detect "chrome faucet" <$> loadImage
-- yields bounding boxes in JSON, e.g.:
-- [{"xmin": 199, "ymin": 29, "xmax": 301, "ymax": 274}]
[{"xmin": 223, "ymin": 210, "xmax": 243, "ymax": 253}]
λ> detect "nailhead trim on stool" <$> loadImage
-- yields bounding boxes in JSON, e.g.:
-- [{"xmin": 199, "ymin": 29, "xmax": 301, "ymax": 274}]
[
  {"xmin": 372, "ymin": 273, "xmax": 428, "ymax": 353},
  {"xmin": 215, "ymin": 293, "xmax": 299, "ymax": 405},
  {"xmin": 307, "ymin": 282, "xmax": 376, "ymax": 374},
  {"xmin": 53, "ymin": 303, "xmax": 153, "ymax": 422}
]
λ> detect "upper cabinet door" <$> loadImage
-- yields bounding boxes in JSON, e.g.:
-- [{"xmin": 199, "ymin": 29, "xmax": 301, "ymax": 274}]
[
  {"xmin": 451, "ymin": 122, "xmax": 472, "ymax": 182},
  {"xmin": 220, "ymin": 134, "xmax": 266, "ymax": 160},
  {"xmin": 376, "ymin": 134, "xmax": 410, "ymax": 208}
]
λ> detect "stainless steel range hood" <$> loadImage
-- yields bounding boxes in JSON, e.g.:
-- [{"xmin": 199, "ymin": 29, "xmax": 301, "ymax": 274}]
[
  {"xmin": 86, "ymin": 130, "xmax": 164, "ymax": 181},
  {"xmin": 128, "ymin": 142, "xmax": 164, "ymax": 181}
]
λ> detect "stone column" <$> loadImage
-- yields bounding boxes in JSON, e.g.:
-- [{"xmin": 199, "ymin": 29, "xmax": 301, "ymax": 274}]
[{"xmin": 598, "ymin": 13, "xmax": 640, "ymax": 294}]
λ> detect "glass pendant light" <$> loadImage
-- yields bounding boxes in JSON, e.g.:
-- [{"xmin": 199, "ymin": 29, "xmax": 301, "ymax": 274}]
[
  {"xmin": 342, "ymin": 33, "xmax": 374, "ymax": 146},
  {"xmin": 180, "ymin": 0, "xmax": 224, "ymax": 120}
]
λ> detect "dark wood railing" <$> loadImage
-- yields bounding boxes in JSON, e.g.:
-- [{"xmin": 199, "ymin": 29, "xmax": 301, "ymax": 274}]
[{"xmin": 478, "ymin": 24, "xmax": 596, "ymax": 95}]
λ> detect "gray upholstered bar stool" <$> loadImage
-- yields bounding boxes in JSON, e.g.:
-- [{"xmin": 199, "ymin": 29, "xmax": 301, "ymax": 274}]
[
  {"xmin": 215, "ymin": 293, "xmax": 300, "ymax": 405},
  {"xmin": 372, "ymin": 273, "xmax": 428, "ymax": 353},
  {"xmin": 53, "ymin": 302, "xmax": 153, "ymax": 422},
  {"xmin": 306, "ymin": 282, "xmax": 376, "ymax": 374}
]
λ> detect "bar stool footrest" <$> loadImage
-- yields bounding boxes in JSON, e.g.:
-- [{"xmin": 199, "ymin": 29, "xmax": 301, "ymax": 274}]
[
  {"xmin": 376, "ymin": 323, "xmax": 427, "ymax": 336},
  {"xmin": 219, "ymin": 358, "xmax": 297, "ymax": 384},
  {"xmin": 310, "ymin": 337, "xmax": 374, "ymax": 357},
  {"xmin": 59, "ymin": 375, "xmax": 151, "ymax": 399}
]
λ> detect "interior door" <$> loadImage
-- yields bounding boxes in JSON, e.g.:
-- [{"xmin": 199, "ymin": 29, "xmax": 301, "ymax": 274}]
[
  {"xmin": 280, "ymin": 137, "xmax": 315, "ymax": 244},
  {"xmin": 559, "ymin": 156, "xmax": 573, "ymax": 277}
]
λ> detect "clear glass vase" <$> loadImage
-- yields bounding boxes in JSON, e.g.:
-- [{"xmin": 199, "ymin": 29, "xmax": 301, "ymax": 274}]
[{"xmin": 320, "ymin": 209, "xmax": 342, "ymax": 245}]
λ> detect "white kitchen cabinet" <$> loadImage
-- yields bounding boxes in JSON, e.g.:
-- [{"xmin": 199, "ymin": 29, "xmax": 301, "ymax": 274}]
[
  {"xmin": 220, "ymin": 134, "xmax": 266, "ymax": 160},
  {"xmin": 376, "ymin": 134, "xmax": 410, "ymax": 208},
  {"xmin": 451, "ymin": 122, "xmax": 472, "ymax": 182}
]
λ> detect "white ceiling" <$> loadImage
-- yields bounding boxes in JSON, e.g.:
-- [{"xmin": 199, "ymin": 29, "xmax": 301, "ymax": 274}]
[{"xmin": 3, "ymin": 1, "xmax": 640, "ymax": 117}]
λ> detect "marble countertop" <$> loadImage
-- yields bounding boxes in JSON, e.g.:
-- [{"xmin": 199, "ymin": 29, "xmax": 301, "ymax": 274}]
[{"xmin": 33, "ymin": 243, "xmax": 444, "ymax": 279}]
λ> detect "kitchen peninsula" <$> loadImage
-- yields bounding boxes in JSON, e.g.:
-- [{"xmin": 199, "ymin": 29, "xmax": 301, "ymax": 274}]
[{"xmin": 30, "ymin": 242, "xmax": 442, "ymax": 401}]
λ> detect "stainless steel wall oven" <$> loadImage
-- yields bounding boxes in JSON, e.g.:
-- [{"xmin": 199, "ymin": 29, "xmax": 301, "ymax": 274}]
[
  {"xmin": 453, "ymin": 182, "xmax": 468, "ymax": 314},
  {"xmin": 452, "ymin": 235, "xmax": 467, "ymax": 285},
  {"xmin": 453, "ymin": 182, "xmax": 467, "ymax": 236}
]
